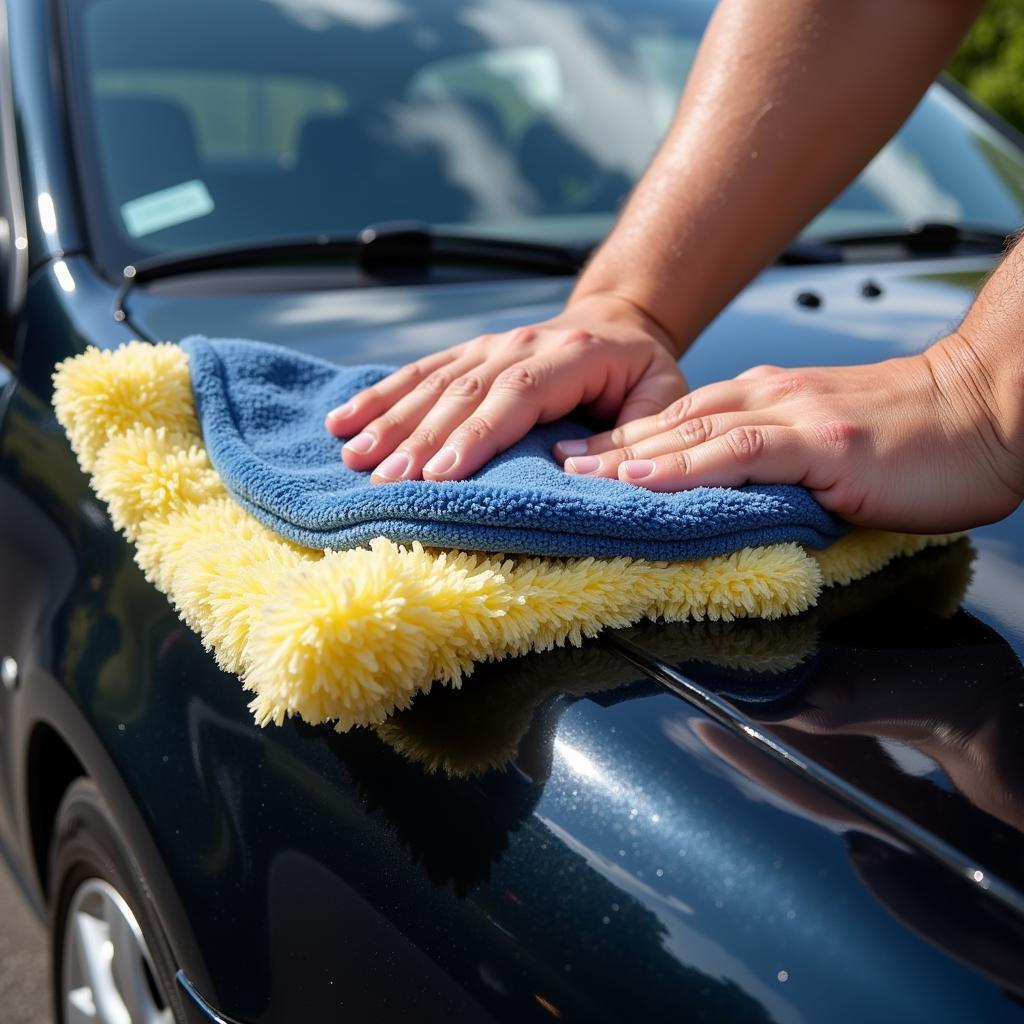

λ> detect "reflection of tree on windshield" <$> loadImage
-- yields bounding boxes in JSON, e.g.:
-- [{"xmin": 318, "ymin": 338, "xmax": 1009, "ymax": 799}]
[
  {"xmin": 75, "ymin": 0, "xmax": 1024, "ymax": 272},
  {"xmin": 77, "ymin": 0, "xmax": 699, "ymax": 265}
]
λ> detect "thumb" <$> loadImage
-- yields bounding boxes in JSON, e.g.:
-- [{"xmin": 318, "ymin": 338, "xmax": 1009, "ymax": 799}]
[{"xmin": 616, "ymin": 365, "xmax": 689, "ymax": 426}]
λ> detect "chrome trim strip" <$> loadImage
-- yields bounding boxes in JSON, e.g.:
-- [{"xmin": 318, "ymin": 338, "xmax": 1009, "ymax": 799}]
[{"xmin": 176, "ymin": 972, "xmax": 246, "ymax": 1024}]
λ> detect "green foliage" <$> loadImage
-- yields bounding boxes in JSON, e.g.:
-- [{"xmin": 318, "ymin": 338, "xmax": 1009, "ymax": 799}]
[{"xmin": 949, "ymin": 0, "xmax": 1024, "ymax": 132}]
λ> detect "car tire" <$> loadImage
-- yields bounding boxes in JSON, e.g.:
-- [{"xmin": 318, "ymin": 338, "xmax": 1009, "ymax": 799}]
[{"xmin": 49, "ymin": 777, "xmax": 182, "ymax": 1024}]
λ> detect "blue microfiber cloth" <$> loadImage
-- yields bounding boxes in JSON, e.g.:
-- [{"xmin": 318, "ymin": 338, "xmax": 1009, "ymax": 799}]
[{"xmin": 181, "ymin": 336, "xmax": 846, "ymax": 559}]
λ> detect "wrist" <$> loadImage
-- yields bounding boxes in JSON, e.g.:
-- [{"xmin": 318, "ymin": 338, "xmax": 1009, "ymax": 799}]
[
  {"xmin": 566, "ymin": 288, "xmax": 682, "ymax": 358},
  {"xmin": 924, "ymin": 332, "xmax": 1024, "ymax": 498}
]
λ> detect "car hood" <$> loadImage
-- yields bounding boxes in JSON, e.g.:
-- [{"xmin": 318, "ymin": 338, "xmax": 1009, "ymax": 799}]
[
  {"xmin": 118, "ymin": 255, "xmax": 1024, "ymax": 1020},
  {"xmin": 127, "ymin": 253, "xmax": 1023, "ymax": 657}
]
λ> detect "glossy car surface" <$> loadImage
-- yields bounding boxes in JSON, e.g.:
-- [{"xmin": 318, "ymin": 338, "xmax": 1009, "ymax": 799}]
[{"xmin": 1, "ymin": 1, "xmax": 1023, "ymax": 1022}]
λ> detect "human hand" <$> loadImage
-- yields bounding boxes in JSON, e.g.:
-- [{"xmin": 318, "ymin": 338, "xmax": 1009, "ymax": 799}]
[
  {"xmin": 556, "ymin": 333, "xmax": 1024, "ymax": 532},
  {"xmin": 324, "ymin": 293, "xmax": 687, "ymax": 483}
]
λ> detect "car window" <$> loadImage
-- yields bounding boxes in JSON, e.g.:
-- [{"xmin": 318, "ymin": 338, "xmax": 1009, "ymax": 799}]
[
  {"xmin": 63, "ymin": 0, "xmax": 1024, "ymax": 278},
  {"xmin": 806, "ymin": 85, "xmax": 1024, "ymax": 240},
  {"xmin": 95, "ymin": 71, "xmax": 348, "ymax": 164}
]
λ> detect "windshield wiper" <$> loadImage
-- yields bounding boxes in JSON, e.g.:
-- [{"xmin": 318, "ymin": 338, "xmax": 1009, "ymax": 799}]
[
  {"xmin": 112, "ymin": 222, "xmax": 591, "ymax": 322},
  {"xmin": 797, "ymin": 220, "xmax": 1016, "ymax": 262},
  {"xmin": 775, "ymin": 240, "xmax": 848, "ymax": 265},
  {"xmin": 773, "ymin": 221, "xmax": 1016, "ymax": 267},
  {"xmin": 112, "ymin": 219, "xmax": 1013, "ymax": 322}
]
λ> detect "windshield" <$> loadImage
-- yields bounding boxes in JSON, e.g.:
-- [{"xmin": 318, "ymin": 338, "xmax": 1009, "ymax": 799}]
[{"xmin": 65, "ymin": 0, "xmax": 1024, "ymax": 276}]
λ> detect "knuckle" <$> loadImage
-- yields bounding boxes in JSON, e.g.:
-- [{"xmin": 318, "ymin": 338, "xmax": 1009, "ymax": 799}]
[
  {"xmin": 447, "ymin": 372, "xmax": 486, "ymax": 398},
  {"xmin": 359, "ymin": 384, "xmax": 385, "ymax": 408},
  {"xmin": 657, "ymin": 394, "xmax": 691, "ymax": 431},
  {"xmin": 494, "ymin": 365, "xmax": 541, "ymax": 395},
  {"xmin": 394, "ymin": 363, "xmax": 427, "ymax": 388},
  {"xmin": 455, "ymin": 416, "xmax": 492, "ymax": 442},
  {"xmin": 608, "ymin": 426, "xmax": 628, "ymax": 448},
  {"xmin": 726, "ymin": 426, "xmax": 766, "ymax": 461},
  {"xmin": 559, "ymin": 328, "xmax": 598, "ymax": 350},
  {"xmin": 669, "ymin": 448, "xmax": 692, "ymax": 477},
  {"xmin": 815, "ymin": 419, "xmax": 861, "ymax": 457},
  {"xmin": 418, "ymin": 369, "xmax": 454, "ymax": 394},
  {"xmin": 767, "ymin": 373, "xmax": 810, "ymax": 398},
  {"xmin": 373, "ymin": 411, "xmax": 404, "ymax": 436},
  {"xmin": 507, "ymin": 326, "xmax": 537, "ymax": 346},
  {"xmin": 407, "ymin": 426, "xmax": 440, "ymax": 449},
  {"xmin": 675, "ymin": 415, "xmax": 714, "ymax": 446}
]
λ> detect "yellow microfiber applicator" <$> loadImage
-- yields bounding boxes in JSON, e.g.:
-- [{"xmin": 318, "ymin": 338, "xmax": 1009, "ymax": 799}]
[{"xmin": 52, "ymin": 343, "xmax": 959, "ymax": 732}]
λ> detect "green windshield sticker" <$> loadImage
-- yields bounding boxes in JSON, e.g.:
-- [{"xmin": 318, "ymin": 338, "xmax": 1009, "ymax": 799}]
[{"xmin": 120, "ymin": 179, "xmax": 214, "ymax": 238}]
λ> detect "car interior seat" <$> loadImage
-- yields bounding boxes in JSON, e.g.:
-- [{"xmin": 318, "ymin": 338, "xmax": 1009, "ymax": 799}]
[{"xmin": 92, "ymin": 95, "xmax": 204, "ymax": 206}]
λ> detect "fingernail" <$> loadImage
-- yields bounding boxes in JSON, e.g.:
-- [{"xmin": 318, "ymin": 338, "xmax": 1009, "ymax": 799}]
[
  {"xmin": 343, "ymin": 431, "xmax": 375, "ymax": 454},
  {"xmin": 565, "ymin": 455, "xmax": 600, "ymax": 474},
  {"xmin": 556, "ymin": 439, "xmax": 589, "ymax": 457},
  {"xmin": 327, "ymin": 402, "xmax": 355, "ymax": 422},
  {"xmin": 424, "ymin": 446, "xmax": 458, "ymax": 476},
  {"xmin": 374, "ymin": 451, "xmax": 411, "ymax": 480},
  {"xmin": 622, "ymin": 460, "xmax": 655, "ymax": 481}
]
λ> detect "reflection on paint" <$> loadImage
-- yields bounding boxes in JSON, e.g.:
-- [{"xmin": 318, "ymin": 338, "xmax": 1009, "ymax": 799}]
[
  {"xmin": 53, "ymin": 260, "xmax": 76, "ymax": 293},
  {"xmin": 37, "ymin": 192, "xmax": 57, "ymax": 236}
]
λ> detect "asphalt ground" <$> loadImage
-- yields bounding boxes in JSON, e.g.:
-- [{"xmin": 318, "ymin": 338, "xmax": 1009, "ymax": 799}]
[{"xmin": 0, "ymin": 858, "xmax": 51, "ymax": 1023}]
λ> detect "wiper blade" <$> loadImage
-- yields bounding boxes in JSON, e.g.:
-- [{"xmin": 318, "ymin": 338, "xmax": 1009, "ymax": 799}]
[
  {"xmin": 774, "ymin": 221, "xmax": 1017, "ymax": 269},
  {"xmin": 805, "ymin": 221, "xmax": 1016, "ymax": 258},
  {"xmin": 772, "ymin": 221, "xmax": 1018, "ymax": 268},
  {"xmin": 775, "ymin": 240, "xmax": 847, "ymax": 265},
  {"xmin": 358, "ymin": 222, "xmax": 590, "ymax": 274},
  {"xmin": 112, "ymin": 222, "xmax": 590, "ymax": 322}
]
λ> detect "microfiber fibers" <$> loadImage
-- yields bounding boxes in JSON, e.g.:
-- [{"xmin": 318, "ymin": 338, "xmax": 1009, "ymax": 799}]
[
  {"xmin": 51, "ymin": 341, "xmax": 958, "ymax": 732},
  {"xmin": 180, "ymin": 335, "xmax": 846, "ymax": 559}
]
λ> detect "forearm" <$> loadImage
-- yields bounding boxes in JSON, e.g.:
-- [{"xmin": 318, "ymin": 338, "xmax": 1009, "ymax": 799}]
[{"xmin": 572, "ymin": 0, "xmax": 984, "ymax": 355}]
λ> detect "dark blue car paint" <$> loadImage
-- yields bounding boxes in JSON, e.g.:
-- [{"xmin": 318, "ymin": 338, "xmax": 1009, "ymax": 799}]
[{"xmin": 1, "ymin": 1, "xmax": 1024, "ymax": 1021}]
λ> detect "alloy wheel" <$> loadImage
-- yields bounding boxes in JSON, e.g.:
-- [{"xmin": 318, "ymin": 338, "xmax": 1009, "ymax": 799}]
[{"xmin": 61, "ymin": 877, "xmax": 173, "ymax": 1024}]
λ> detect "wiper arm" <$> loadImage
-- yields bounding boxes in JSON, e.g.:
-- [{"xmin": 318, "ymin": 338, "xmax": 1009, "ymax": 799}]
[
  {"xmin": 357, "ymin": 222, "xmax": 590, "ymax": 275},
  {"xmin": 112, "ymin": 222, "xmax": 591, "ymax": 322},
  {"xmin": 113, "ymin": 234, "xmax": 360, "ymax": 320}
]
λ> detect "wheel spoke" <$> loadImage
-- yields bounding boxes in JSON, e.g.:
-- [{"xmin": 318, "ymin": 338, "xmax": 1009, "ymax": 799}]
[
  {"xmin": 70, "ymin": 911, "xmax": 130, "ymax": 1024},
  {"xmin": 66, "ymin": 985, "xmax": 98, "ymax": 1024}
]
